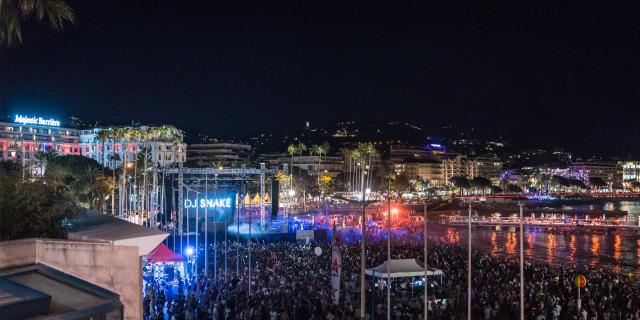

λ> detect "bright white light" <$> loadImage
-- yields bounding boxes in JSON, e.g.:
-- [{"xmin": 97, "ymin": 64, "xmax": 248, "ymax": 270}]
[
  {"xmin": 288, "ymin": 189, "xmax": 295, "ymax": 196},
  {"xmin": 365, "ymin": 188, "xmax": 371, "ymax": 194},
  {"xmin": 14, "ymin": 114, "xmax": 60, "ymax": 127},
  {"xmin": 185, "ymin": 246, "xmax": 194, "ymax": 256}
]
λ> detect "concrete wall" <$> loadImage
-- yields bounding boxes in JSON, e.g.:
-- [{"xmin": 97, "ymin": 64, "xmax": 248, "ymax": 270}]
[
  {"xmin": 0, "ymin": 239, "xmax": 36, "ymax": 268},
  {"xmin": 0, "ymin": 239, "xmax": 142, "ymax": 320}
]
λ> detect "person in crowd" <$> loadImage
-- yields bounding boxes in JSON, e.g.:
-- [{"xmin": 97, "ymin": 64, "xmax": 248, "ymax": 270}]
[{"xmin": 143, "ymin": 233, "xmax": 640, "ymax": 320}]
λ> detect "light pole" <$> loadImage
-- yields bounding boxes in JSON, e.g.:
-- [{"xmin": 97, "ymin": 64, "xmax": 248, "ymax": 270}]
[
  {"xmin": 467, "ymin": 203, "xmax": 472, "ymax": 319},
  {"xmin": 195, "ymin": 191, "xmax": 199, "ymax": 277},
  {"xmin": 424, "ymin": 199, "xmax": 428, "ymax": 320},
  {"xmin": 387, "ymin": 178, "xmax": 391, "ymax": 320},
  {"xmin": 360, "ymin": 165, "xmax": 367, "ymax": 320},
  {"xmin": 519, "ymin": 202, "xmax": 525, "ymax": 320},
  {"xmin": 204, "ymin": 174, "xmax": 208, "ymax": 275}
]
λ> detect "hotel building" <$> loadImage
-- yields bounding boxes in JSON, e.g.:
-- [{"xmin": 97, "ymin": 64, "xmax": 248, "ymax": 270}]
[
  {"xmin": 186, "ymin": 142, "xmax": 252, "ymax": 167},
  {"xmin": 569, "ymin": 161, "xmax": 622, "ymax": 187},
  {"xmin": 79, "ymin": 126, "xmax": 187, "ymax": 169},
  {"xmin": 0, "ymin": 115, "xmax": 81, "ymax": 175}
]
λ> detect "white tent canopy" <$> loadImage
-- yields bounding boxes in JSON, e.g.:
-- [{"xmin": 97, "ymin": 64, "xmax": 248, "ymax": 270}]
[{"xmin": 365, "ymin": 259, "xmax": 443, "ymax": 278}]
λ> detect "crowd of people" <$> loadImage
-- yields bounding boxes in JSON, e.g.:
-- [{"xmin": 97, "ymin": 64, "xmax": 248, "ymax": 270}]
[{"xmin": 143, "ymin": 228, "xmax": 640, "ymax": 320}]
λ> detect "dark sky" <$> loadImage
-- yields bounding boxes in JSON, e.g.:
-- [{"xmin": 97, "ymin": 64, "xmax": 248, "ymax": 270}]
[{"xmin": 3, "ymin": 1, "xmax": 640, "ymax": 155}]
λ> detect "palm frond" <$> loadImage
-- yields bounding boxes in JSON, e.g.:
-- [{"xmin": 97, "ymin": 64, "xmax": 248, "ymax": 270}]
[
  {"xmin": 0, "ymin": 1, "xmax": 22, "ymax": 46},
  {"xmin": 19, "ymin": 0, "xmax": 75, "ymax": 29}
]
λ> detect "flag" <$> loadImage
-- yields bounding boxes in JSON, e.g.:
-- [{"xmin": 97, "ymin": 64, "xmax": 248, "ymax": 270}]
[{"xmin": 331, "ymin": 224, "xmax": 342, "ymax": 305}]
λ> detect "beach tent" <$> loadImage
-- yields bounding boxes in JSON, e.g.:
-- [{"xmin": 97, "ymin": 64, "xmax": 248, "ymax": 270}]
[
  {"xmin": 146, "ymin": 243, "xmax": 184, "ymax": 263},
  {"xmin": 366, "ymin": 259, "xmax": 443, "ymax": 279}
]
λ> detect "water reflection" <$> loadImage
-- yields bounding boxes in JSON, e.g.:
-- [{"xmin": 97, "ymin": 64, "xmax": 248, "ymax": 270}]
[
  {"xmin": 490, "ymin": 231, "xmax": 498, "ymax": 256},
  {"xmin": 546, "ymin": 234, "xmax": 556, "ymax": 265},
  {"xmin": 637, "ymin": 239, "xmax": 640, "ymax": 278},
  {"xmin": 446, "ymin": 228, "xmax": 460, "ymax": 244},
  {"xmin": 568, "ymin": 234, "xmax": 576, "ymax": 264},
  {"xmin": 590, "ymin": 235, "xmax": 600, "ymax": 267},
  {"xmin": 428, "ymin": 201, "xmax": 640, "ymax": 273},
  {"xmin": 614, "ymin": 234, "xmax": 622, "ymax": 262},
  {"xmin": 505, "ymin": 232, "xmax": 516, "ymax": 257}
]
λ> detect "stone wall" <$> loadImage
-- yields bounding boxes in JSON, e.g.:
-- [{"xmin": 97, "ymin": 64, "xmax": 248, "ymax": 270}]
[{"xmin": 0, "ymin": 239, "xmax": 142, "ymax": 320}]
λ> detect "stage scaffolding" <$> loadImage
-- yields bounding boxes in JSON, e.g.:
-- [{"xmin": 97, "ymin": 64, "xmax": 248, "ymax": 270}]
[
  {"xmin": 158, "ymin": 165, "xmax": 279, "ymax": 232},
  {"xmin": 153, "ymin": 164, "xmax": 282, "ymax": 285}
]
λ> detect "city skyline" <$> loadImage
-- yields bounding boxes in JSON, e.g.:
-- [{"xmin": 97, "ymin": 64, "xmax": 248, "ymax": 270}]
[
  {"xmin": 4, "ymin": 2, "xmax": 640, "ymax": 319},
  {"xmin": 3, "ymin": 1, "xmax": 640, "ymax": 156}
]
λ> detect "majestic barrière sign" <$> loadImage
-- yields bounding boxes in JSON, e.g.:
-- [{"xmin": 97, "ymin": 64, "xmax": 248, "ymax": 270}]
[{"xmin": 14, "ymin": 114, "xmax": 61, "ymax": 127}]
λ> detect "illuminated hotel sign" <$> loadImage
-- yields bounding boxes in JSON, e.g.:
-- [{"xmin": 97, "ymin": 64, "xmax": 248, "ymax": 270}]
[
  {"xmin": 184, "ymin": 197, "xmax": 232, "ymax": 209},
  {"xmin": 14, "ymin": 114, "xmax": 61, "ymax": 127}
]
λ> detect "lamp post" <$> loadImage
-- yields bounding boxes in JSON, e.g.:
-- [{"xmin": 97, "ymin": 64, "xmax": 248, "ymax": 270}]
[
  {"xmin": 204, "ymin": 174, "xmax": 208, "ymax": 275},
  {"xmin": 519, "ymin": 202, "xmax": 525, "ymax": 320},
  {"xmin": 467, "ymin": 203, "xmax": 472, "ymax": 319},
  {"xmin": 424, "ymin": 199, "xmax": 428, "ymax": 320},
  {"xmin": 387, "ymin": 178, "xmax": 392, "ymax": 320},
  {"xmin": 360, "ymin": 165, "xmax": 367, "ymax": 320}
]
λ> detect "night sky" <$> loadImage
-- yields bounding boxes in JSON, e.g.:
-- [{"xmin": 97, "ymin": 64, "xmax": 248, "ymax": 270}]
[{"xmin": 3, "ymin": 1, "xmax": 640, "ymax": 155}]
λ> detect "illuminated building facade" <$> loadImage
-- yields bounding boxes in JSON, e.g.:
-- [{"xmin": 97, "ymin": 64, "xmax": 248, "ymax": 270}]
[
  {"xmin": 187, "ymin": 143, "xmax": 252, "ymax": 167},
  {"xmin": 440, "ymin": 153, "xmax": 481, "ymax": 185},
  {"xmin": 569, "ymin": 161, "xmax": 622, "ymax": 187},
  {"xmin": 473, "ymin": 156, "xmax": 503, "ymax": 184},
  {"xmin": 79, "ymin": 126, "xmax": 187, "ymax": 169},
  {"xmin": 622, "ymin": 161, "xmax": 640, "ymax": 187},
  {"xmin": 0, "ymin": 115, "xmax": 80, "ymax": 175},
  {"xmin": 393, "ymin": 159, "xmax": 444, "ymax": 186}
]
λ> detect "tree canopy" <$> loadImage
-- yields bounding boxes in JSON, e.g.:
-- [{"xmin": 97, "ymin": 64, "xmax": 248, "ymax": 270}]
[
  {"xmin": 46, "ymin": 155, "xmax": 113, "ymax": 210},
  {"xmin": 450, "ymin": 176, "xmax": 471, "ymax": 189},
  {"xmin": 506, "ymin": 184, "xmax": 523, "ymax": 193},
  {"xmin": 0, "ymin": 163, "xmax": 77, "ymax": 240},
  {"xmin": 588, "ymin": 177, "xmax": 607, "ymax": 188},
  {"xmin": 470, "ymin": 177, "xmax": 492, "ymax": 189}
]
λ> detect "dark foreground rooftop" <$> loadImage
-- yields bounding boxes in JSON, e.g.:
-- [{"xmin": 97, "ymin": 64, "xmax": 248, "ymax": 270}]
[{"xmin": 0, "ymin": 264, "xmax": 122, "ymax": 320}]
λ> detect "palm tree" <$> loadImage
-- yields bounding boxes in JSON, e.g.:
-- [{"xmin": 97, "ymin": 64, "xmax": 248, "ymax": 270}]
[
  {"xmin": 109, "ymin": 153, "xmax": 120, "ymax": 216},
  {"xmin": 96, "ymin": 174, "xmax": 117, "ymax": 213},
  {"xmin": 34, "ymin": 148, "xmax": 58, "ymax": 176},
  {"xmin": 339, "ymin": 147, "xmax": 352, "ymax": 192},
  {"xmin": 97, "ymin": 130, "xmax": 110, "ymax": 173},
  {"xmin": 355, "ymin": 142, "xmax": 379, "ymax": 192},
  {"xmin": 118, "ymin": 127, "xmax": 135, "ymax": 216},
  {"xmin": 351, "ymin": 147, "xmax": 362, "ymax": 193},
  {"xmin": 296, "ymin": 143, "xmax": 307, "ymax": 158},
  {"xmin": 0, "ymin": 0, "xmax": 75, "ymax": 46},
  {"xmin": 311, "ymin": 143, "xmax": 329, "ymax": 188},
  {"xmin": 287, "ymin": 144, "xmax": 297, "ymax": 186}
]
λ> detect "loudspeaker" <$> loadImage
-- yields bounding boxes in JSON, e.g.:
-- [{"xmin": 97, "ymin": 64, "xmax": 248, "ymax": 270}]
[{"xmin": 271, "ymin": 179, "xmax": 279, "ymax": 219}]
